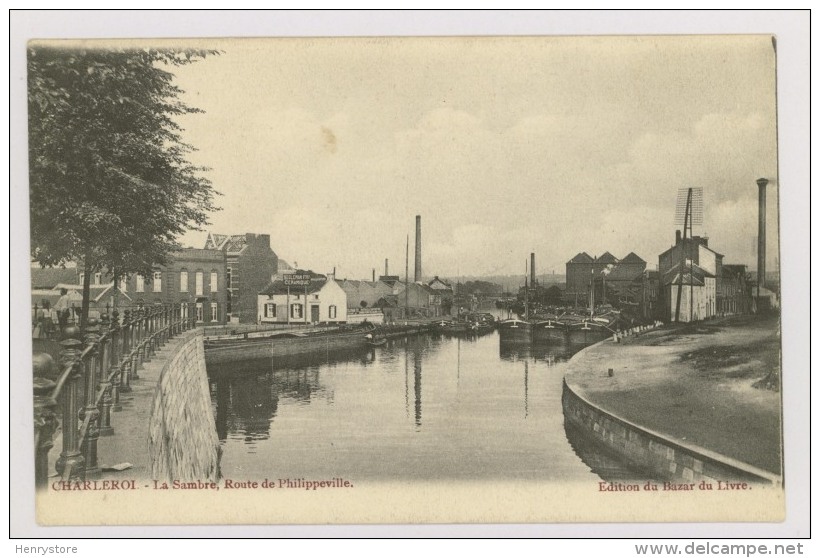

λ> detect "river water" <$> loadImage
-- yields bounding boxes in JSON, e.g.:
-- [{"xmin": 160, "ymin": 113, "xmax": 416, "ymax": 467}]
[{"xmin": 207, "ymin": 329, "xmax": 639, "ymax": 483}]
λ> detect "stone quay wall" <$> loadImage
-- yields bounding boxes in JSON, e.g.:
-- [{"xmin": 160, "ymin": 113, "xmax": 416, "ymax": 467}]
[
  {"xmin": 148, "ymin": 328, "xmax": 219, "ymax": 482},
  {"xmin": 561, "ymin": 378, "xmax": 779, "ymax": 486}
]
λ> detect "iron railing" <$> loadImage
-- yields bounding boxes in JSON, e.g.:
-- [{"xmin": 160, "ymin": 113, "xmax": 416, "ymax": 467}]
[{"xmin": 33, "ymin": 303, "xmax": 197, "ymax": 488}]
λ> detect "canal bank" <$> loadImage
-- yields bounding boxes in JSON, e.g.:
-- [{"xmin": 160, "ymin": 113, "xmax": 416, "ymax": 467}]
[
  {"xmin": 46, "ymin": 329, "xmax": 219, "ymax": 484},
  {"xmin": 204, "ymin": 320, "xmax": 438, "ymax": 365},
  {"xmin": 563, "ymin": 315, "xmax": 782, "ymax": 484}
]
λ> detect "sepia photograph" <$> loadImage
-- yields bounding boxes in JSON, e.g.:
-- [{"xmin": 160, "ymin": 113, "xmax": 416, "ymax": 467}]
[{"xmin": 11, "ymin": 10, "xmax": 810, "ymax": 539}]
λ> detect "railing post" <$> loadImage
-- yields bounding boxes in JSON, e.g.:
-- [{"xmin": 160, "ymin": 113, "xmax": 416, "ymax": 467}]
[
  {"xmin": 164, "ymin": 305, "xmax": 171, "ymax": 341},
  {"xmin": 120, "ymin": 310, "xmax": 133, "ymax": 393},
  {"xmin": 99, "ymin": 312, "xmax": 116, "ymax": 431},
  {"xmin": 146, "ymin": 309, "xmax": 155, "ymax": 360},
  {"xmin": 33, "ymin": 353, "xmax": 58, "ymax": 490},
  {"xmin": 80, "ymin": 319, "xmax": 102, "ymax": 478},
  {"xmin": 133, "ymin": 308, "xmax": 144, "ymax": 378},
  {"xmin": 108, "ymin": 310, "xmax": 122, "ymax": 414},
  {"xmin": 55, "ymin": 326, "xmax": 85, "ymax": 480}
]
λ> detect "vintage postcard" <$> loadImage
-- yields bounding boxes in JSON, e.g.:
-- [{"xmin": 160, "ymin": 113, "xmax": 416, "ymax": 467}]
[{"xmin": 20, "ymin": 32, "xmax": 798, "ymax": 529}]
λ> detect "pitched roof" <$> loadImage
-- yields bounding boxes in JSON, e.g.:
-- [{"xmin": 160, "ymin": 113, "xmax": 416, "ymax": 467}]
[
  {"xmin": 595, "ymin": 252, "xmax": 619, "ymax": 264},
  {"xmin": 31, "ymin": 267, "xmax": 78, "ymax": 289},
  {"xmin": 606, "ymin": 266, "xmax": 644, "ymax": 281},
  {"xmin": 204, "ymin": 232, "xmax": 252, "ymax": 254},
  {"xmin": 620, "ymin": 252, "xmax": 646, "ymax": 264},
  {"xmin": 260, "ymin": 278, "xmax": 328, "ymax": 296},
  {"xmin": 428, "ymin": 276, "xmax": 453, "ymax": 289},
  {"xmin": 204, "ymin": 233, "xmax": 229, "ymax": 250},
  {"xmin": 662, "ymin": 262, "xmax": 715, "ymax": 286},
  {"xmin": 568, "ymin": 252, "xmax": 594, "ymax": 264}
]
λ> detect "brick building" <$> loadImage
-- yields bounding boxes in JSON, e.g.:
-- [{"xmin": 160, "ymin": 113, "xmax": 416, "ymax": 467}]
[
  {"xmin": 565, "ymin": 251, "xmax": 647, "ymax": 308},
  {"xmin": 204, "ymin": 232, "xmax": 279, "ymax": 324},
  {"xmin": 123, "ymin": 248, "xmax": 228, "ymax": 324},
  {"xmin": 719, "ymin": 264, "xmax": 751, "ymax": 316}
]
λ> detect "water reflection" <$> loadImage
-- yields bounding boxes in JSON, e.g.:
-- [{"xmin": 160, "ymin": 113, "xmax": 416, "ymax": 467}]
[
  {"xmin": 207, "ymin": 331, "xmax": 633, "ymax": 482},
  {"xmin": 563, "ymin": 421, "xmax": 648, "ymax": 482},
  {"xmin": 211, "ymin": 359, "xmax": 327, "ymax": 444},
  {"xmin": 499, "ymin": 339, "xmax": 576, "ymax": 363}
]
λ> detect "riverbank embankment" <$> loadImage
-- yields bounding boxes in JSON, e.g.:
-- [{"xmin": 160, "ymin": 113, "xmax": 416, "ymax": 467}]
[{"xmin": 563, "ymin": 315, "xmax": 782, "ymax": 479}]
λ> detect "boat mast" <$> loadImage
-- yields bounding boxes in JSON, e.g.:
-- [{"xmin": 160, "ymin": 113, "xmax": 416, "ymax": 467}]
[
  {"xmin": 589, "ymin": 267, "xmax": 595, "ymax": 316},
  {"xmin": 524, "ymin": 258, "xmax": 529, "ymax": 321}
]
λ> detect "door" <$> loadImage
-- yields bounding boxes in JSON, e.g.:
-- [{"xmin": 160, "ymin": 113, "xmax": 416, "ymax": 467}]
[{"xmin": 311, "ymin": 305, "xmax": 320, "ymax": 323}]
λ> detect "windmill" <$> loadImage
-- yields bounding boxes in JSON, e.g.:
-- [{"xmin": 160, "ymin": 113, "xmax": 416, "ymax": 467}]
[{"xmin": 673, "ymin": 187, "xmax": 703, "ymax": 322}]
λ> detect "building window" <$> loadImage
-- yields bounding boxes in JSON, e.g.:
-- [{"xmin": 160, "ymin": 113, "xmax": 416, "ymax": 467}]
[
  {"xmin": 94, "ymin": 272, "xmax": 102, "ymax": 285},
  {"xmin": 264, "ymin": 302, "xmax": 276, "ymax": 318},
  {"xmin": 196, "ymin": 271, "xmax": 204, "ymax": 296},
  {"xmin": 119, "ymin": 277, "xmax": 127, "ymax": 293},
  {"xmin": 211, "ymin": 302, "xmax": 218, "ymax": 322},
  {"xmin": 329, "ymin": 305, "xmax": 337, "ymax": 319},
  {"xmin": 291, "ymin": 303, "xmax": 303, "ymax": 319},
  {"xmin": 226, "ymin": 267, "xmax": 232, "ymax": 290},
  {"xmin": 180, "ymin": 302, "xmax": 188, "ymax": 320},
  {"xmin": 180, "ymin": 270, "xmax": 188, "ymax": 292},
  {"xmin": 195, "ymin": 302, "xmax": 203, "ymax": 323},
  {"xmin": 136, "ymin": 275, "xmax": 145, "ymax": 292},
  {"xmin": 153, "ymin": 271, "xmax": 162, "ymax": 292},
  {"xmin": 210, "ymin": 271, "xmax": 218, "ymax": 293}
]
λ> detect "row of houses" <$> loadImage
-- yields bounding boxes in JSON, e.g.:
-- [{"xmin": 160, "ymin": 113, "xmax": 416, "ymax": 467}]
[
  {"xmin": 564, "ymin": 230, "xmax": 757, "ymax": 323},
  {"xmin": 257, "ymin": 274, "xmax": 455, "ymax": 325},
  {"xmin": 31, "ymin": 233, "xmax": 279, "ymax": 325},
  {"xmin": 32, "ymin": 230, "xmax": 458, "ymax": 327}
]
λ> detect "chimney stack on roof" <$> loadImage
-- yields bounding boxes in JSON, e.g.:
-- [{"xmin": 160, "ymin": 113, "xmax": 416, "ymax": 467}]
[{"xmin": 530, "ymin": 252, "xmax": 536, "ymax": 286}]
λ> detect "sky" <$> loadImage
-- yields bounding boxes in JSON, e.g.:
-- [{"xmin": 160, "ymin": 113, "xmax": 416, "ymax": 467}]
[{"xmin": 168, "ymin": 36, "xmax": 779, "ymax": 280}]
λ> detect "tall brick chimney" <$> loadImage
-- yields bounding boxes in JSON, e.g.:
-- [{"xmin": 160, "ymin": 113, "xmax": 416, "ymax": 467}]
[
  {"xmin": 414, "ymin": 215, "xmax": 422, "ymax": 282},
  {"xmin": 385, "ymin": 258, "xmax": 389, "ymax": 276},
  {"xmin": 757, "ymin": 178, "xmax": 768, "ymax": 289},
  {"xmin": 530, "ymin": 252, "xmax": 536, "ymax": 286}
]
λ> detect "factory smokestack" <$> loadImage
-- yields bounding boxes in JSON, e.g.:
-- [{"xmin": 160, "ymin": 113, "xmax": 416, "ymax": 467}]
[
  {"xmin": 372, "ymin": 268, "xmax": 375, "ymax": 282},
  {"xmin": 757, "ymin": 178, "xmax": 768, "ymax": 290},
  {"xmin": 530, "ymin": 252, "xmax": 536, "ymax": 286},
  {"xmin": 414, "ymin": 215, "xmax": 422, "ymax": 282},
  {"xmin": 385, "ymin": 258, "xmax": 389, "ymax": 276}
]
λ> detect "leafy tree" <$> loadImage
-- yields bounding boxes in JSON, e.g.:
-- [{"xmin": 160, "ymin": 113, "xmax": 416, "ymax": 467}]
[{"xmin": 28, "ymin": 45, "xmax": 220, "ymax": 328}]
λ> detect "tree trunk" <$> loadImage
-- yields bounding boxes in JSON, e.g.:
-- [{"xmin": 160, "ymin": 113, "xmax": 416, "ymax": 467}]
[{"xmin": 80, "ymin": 257, "xmax": 92, "ymax": 332}]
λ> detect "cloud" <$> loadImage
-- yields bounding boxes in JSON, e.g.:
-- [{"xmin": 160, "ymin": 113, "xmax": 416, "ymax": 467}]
[{"xmin": 173, "ymin": 39, "xmax": 777, "ymax": 279}]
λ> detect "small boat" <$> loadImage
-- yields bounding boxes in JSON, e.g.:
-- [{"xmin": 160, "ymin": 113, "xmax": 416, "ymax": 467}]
[
  {"xmin": 364, "ymin": 333, "xmax": 387, "ymax": 347},
  {"xmin": 440, "ymin": 321, "xmax": 472, "ymax": 334}
]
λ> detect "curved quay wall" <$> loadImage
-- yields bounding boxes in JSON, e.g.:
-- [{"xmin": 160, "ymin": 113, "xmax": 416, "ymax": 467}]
[
  {"xmin": 148, "ymin": 328, "xmax": 220, "ymax": 482},
  {"xmin": 562, "ymin": 358, "xmax": 780, "ymax": 487}
]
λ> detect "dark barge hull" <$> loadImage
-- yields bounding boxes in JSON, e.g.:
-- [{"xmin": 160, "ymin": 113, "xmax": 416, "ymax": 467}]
[
  {"xmin": 204, "ymin": 323, "xmax": 434, "ymax": 365},
  {"xmin": 204, "ymin": 329, "xmax": 373, "ymax": 365},
  {"xmin": 532, "ymin": 321, "xmax": 567, "ymax": 343},
  {"xmin": 498, "ymin": 320, "xmax": 533, "ymax": 344}
]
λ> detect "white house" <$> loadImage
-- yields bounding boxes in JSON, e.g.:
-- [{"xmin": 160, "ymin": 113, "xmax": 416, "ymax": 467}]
[
  {"xmin": 662, "ymin": 261, "xmax": 717, "ymax": 323},
  {"xmin": 257, "ymin": 276, "xmax": 348, "ymax": 324}
]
